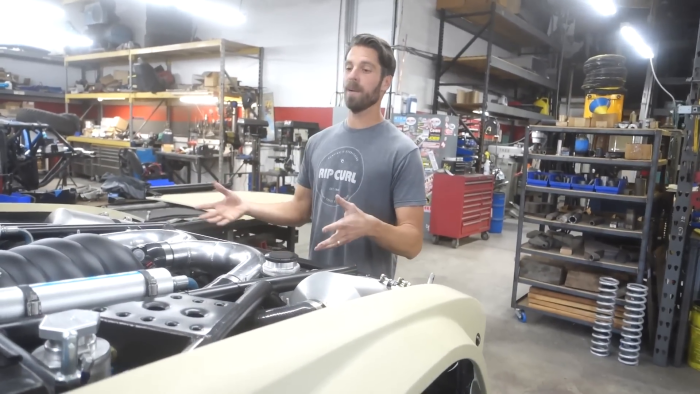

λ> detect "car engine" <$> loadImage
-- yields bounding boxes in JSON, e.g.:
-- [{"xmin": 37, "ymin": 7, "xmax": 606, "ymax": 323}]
[{"xmin": 0, "ymin": 228, "xmax": 410, "ymax": 394}]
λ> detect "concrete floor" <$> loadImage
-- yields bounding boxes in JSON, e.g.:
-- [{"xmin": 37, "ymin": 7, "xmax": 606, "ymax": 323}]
[{"xmin": 295, "ymin": 219, "xmax": 700, "ymax": 394}]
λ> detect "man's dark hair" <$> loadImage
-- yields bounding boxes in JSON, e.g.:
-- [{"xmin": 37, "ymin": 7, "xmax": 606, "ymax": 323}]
[{"xmin": 347, "ymin": 34, "xmax": 396, "ymax": 78}]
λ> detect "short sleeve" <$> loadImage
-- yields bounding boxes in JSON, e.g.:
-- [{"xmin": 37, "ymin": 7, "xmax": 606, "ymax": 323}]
[
  {"xmin": 392, "ymin": 148, "xmax": 427, "ymax": 208},
  {"xmin": 297, "ymin": 139, "xmax": 313, "ymax": 189}
]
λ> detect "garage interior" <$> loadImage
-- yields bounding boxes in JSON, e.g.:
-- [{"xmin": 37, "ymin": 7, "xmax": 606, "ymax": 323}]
[{"xmin": 2, "ymin": 0, "xmax": 700, "ymax": 393}]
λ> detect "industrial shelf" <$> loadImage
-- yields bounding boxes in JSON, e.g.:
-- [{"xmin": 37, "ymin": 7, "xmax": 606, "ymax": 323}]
[
  {"xmin": 515, "ymin": 294, "xmax": 622, "ymax": 333},
  {"xmin": 64, "ymin": 39, "xmax": 259, "ymax": 66},
  {"xmin": 443, "ymin": 5, "xmax": 559, "ymax": 52},
  {"xmin": 530, "ymin": 125, "xmax": 681, "ymax": 137},
  {"xmin": 522, "ymin": 215, "xmax": 643, "ymax": 239},
  {"xmin": 518, "ymin": 278, "xmax": 625, "ymax": 305},
  {"xmin": 443, "ymin": 56, "xmax": 556, "ymax": 90},
  {"xmin": 65, "ymin": 91, "xmax": 242, "ymax": 102},
  {"xmin": 525, "ymin": 185, "xmax": 653, "ymax": 203},
  {"xmin": 0, "ymin": 49, "xmax": 63, "ymax": 65},
  {"xmin": 0, "ymin": 89, "xmax": 65, "ymax": 103},
  {"xmin": 528, "ymin": 154, "xmax": 667, "ymax": 169},
  {"xmin": 452, "ymin": 102, "xmax": 553, "ymax": 122},
  {"xmin": 520, "ymin": 243, "xmax": 638, "ymax": 273}
]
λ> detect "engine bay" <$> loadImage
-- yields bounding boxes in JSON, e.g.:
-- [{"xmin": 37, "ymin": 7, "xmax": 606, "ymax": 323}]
[{"xmin": 0, "ymin": 225, "xmax": 412, "ymax": 394}]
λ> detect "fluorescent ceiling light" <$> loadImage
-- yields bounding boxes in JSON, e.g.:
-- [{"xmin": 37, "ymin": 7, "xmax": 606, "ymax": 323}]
[
  {"xmin": 180, "ymin": 96, "xmax": 219, "ymax": 105},
  {"xmin": 144, "ymin": 0, "xmax": 246, "ymax": 25},
  {"xmin": 98, "ymin": 97, "xmax": 126, "ymax": 102},
  {"xmin": 588, "ymin": 0, "xmax": 617, "ymax": 16},
  {"xmin": 620, "ymin": 24, "xmax": 654, "ymax": 59}
]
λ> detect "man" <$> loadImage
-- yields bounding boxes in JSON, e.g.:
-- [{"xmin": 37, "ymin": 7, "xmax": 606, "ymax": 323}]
[{"xmin": 198, "ymin": 33, "xmax": 426, "ymax": 278}]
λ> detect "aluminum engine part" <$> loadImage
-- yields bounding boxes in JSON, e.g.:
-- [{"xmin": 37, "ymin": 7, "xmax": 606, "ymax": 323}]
[
  {"xmin": 45, "ymin": 208, "xmax": 118, "ymax": 225},
  {"xmin": 101, "ymin": 229, "xmax": 196, "ymax": 248},
  {"xmin": 289, "ymin": 272, "xmax": 399, "ymax": 307},
  {"xmin": 98, "ymin": 292, "xmax": 235, "ymax": 337},
  {"xmin": 0, "ymin": 268, "xmax": 188, "ymax": 323},
  {"xmin": 31, "ymin": 310, "xmax": 111, "ymax": 384},
  {"xmin": 262, "ymin": 251, "xmax": 301, "ymax": 277}
]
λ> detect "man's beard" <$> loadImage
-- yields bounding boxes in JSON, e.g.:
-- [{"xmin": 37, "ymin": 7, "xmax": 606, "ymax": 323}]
[{"xmin": 344, "ymin": 80, "xmax": 382, "ymax": 114}]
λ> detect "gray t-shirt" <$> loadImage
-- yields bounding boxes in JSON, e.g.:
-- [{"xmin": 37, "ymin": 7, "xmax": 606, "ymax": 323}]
[{"xmin": 297, "ymin": 120, "xmax": 426, "ymax": 278}]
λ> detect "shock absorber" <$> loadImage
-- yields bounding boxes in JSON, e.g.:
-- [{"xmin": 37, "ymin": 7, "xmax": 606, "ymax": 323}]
[
  {"xmin": 591, "ymin": 277, "xmax": 619, "ymax": 357},
  {"xmin": 619, "ymin": 283, "xmax": 648, "ymax": 366}
]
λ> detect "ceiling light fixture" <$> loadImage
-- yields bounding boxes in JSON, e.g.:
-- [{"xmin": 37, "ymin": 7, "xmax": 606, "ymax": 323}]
[
  {"xmin": 144, "ymin": 0, "xmax": 246, "ymax": 26},
  {"xmin": 620, "ymin": 24, "xmax": 654, "ymax": 59},
  {"xmin": 180, "ymin": 96, "xmax": 219, "ymax": 105},
  {"xmin": 588, "ymin": 0, "xmax": 617, "ymax": 16},
  {"xmin": 97, "ymin": 97, "xmax": 126, "ymax": 102}
]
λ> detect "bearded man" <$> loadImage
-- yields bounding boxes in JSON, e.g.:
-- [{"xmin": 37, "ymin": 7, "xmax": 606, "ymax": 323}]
[{"xmin": 198, "ymin": 34, "xmax": 426, "ymax": 278}]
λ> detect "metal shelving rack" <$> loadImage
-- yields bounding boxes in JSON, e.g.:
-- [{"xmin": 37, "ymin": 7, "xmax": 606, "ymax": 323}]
[
  {"xmin": 652, "ymin": 24, "xmax": 700, "ymax": 367},
  {"xmin": 511, "ymin": 125, "xmax": 679, "ymax": 329},
  {"xmin": 63, "ymin": 39, "xmax": 264, "ymax": 180},
  {"xmin": 431, "ymin": 2, "xmax": 561, "ymax": 170}
]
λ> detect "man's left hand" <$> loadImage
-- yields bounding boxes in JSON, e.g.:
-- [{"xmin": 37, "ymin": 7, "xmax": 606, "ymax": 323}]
[{"xmin": 314, "ymin": 194, "xmax": 377, "ymax": 251}]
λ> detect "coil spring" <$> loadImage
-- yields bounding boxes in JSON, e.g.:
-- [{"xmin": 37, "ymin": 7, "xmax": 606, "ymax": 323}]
[
  {"xmin": 619, "ymin": 283, "xmax": 648, "ymax": 366},
  {"xmin": 591, "ymin": 277, "xmax": 619, "ymax": 357}
]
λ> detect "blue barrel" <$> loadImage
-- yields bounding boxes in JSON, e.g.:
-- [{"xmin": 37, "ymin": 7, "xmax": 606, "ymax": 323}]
[{"xmin": 489, "ymin": 192, "xmax": 506, "ymax": 234}]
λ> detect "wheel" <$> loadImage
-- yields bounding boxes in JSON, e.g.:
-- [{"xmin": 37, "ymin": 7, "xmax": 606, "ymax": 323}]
[
  {"xmin": 481, "ymin": 232, "xmax": 489, "ymax": 240},
  {"xmin": 15, "ymin": 108, "xmax": 80, "ymax": 136},
  {"xmin": 431, "ymin": 235, "xmax": 440, "ymax": 245},
  {"xmin": 515, "ymin": 309, "xmax": 527, "ymax": 323},
  {"xmin": 451, "ymin": 239, "xmax": 459, "ymax": 249}
]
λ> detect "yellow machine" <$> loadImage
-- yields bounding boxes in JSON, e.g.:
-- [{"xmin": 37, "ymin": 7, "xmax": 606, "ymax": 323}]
[{"xmin": 584, "ymin": 92, "xmax": 625, "ymax": 122}]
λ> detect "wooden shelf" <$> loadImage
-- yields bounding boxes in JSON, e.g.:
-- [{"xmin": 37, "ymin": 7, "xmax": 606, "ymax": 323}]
[
  {"xmin": 518, "ymin": 277, "xmax": 625, "ymax": 305},
  {"xmin": 451, "ymin": 102, "xmax": 553, "ymax": 121},
  {"xmin": 64, "ymin": 39, "xmax": 259, "ymax": 66}
]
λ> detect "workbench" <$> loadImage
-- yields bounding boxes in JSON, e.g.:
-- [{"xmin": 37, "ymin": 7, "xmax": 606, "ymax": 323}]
[
  {"xmin": 157, "ymin": 152, "xmax": 234, "ymax": 184},
  {"xmin": 67, "ymin": 136, "xmax": 131, "ymax": 179}
]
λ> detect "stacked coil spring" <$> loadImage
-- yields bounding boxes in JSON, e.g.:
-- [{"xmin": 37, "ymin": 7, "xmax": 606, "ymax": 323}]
[
  {"xmin": 591, "ymin": 277, "xmax": 619, "ymax": 357},
  {"xmin": 582, "ymin": 54, "xmax": 627, "ymax": 94},
  {"xmin": 619, "ymin": 283, "xmax": 648, "ymax": 366}
]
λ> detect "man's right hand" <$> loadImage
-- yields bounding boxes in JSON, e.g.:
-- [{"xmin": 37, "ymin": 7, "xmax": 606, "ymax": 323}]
[{"xmin": 196, "ymin": 182, "xmax": 249, "ymax": 226}]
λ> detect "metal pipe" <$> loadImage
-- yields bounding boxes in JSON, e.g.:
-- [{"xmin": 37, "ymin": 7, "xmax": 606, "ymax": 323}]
[
  {"xmin": 101, "ymin": 229, "xmax": 195, "ymax": 248},
  {"xmin": 147, "ymin": 240, "xmax": 265, "ymax": 279},
  {"xmin": 195, "ymin": 280, "xmax": 273, "ymax": 348},
  {"xmin": 0, "ymin": 226, "xmax": 34, "ymax": 245},
  {"xmin": 0, "ymin": 268, "xmax": 182, "ymax": 323}
]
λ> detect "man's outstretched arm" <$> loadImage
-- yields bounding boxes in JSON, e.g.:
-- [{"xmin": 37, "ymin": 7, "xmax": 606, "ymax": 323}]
[{"xmin": 197, "ymin": 182, "xmax": 313, "ymax": 227}]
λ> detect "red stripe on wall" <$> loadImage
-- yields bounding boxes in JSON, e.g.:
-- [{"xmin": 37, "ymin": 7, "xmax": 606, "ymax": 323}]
[{"xmin": 274, "ymin": 107, "xmax": 333, "ymax": 130}]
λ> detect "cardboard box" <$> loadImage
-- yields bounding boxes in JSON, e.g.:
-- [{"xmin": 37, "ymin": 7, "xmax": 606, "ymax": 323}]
[
  {"xmin": 625, "ymin": 144, "xmax": 653, "ymax": 160},
  {"xmin": 567, "ymin": 117, "xmax": 590, "ymax": 128},
  {"xmin": 161, "ymin": 144, "xmax": 175, "ymax": 153},
  {"xmin": 437, "ymin": 0, "xmax": 521, "ymax": 14},
  {"xmin": 591, "ymin": 113, "xmax": 618, "ymax": 128},
  {"xmin": 113, "ymin": 70, "xmax": 131, "ymax": 85}
]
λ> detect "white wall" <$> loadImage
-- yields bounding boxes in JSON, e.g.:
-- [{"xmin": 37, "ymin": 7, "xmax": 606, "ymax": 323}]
[{"xmin": 394, "ymin": 0, "xmax": 514, "ymax": 113}]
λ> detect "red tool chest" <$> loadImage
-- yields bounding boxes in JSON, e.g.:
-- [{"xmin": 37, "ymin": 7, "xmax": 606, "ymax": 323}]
[{"xmin": 430, "ymin": 173, "xmax": 494, "ymax": 248}]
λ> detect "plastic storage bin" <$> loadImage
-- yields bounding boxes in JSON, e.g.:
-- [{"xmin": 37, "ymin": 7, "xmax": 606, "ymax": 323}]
[
  {"xmin": 549, "ymin": 174, "xmax": 585, "ymax": 190},
  {"xmin": 489, "ymin": 192, "xmax": 506, "ymax": 233},
  {"xmin": 0, "ymin": 193, "xmax": 32, "ymax": 203},
  {"xmin": 572, "ymin": 178, "xmax": 600, "ymax": 192},
  {"xmin": 526, "ymin": 172, "xmax": 550, "ymax": 187},
  {"xmin": 596, "ymin": 177, "xmax": 628, "ymax": 194}
]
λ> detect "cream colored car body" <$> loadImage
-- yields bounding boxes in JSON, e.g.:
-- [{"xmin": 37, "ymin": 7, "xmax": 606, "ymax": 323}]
[{"xmin": 74, "ymin": 284, "xmax": 489, "ymax": 393}]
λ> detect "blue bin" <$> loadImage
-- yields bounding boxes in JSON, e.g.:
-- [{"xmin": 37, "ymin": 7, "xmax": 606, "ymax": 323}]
[
  {"xmin": 549, "ymin": 174, "xmax": 585, "ymax": 190},
  {"xmin": 526, "ymin": 172, "xmax": 550, "ymax": 187},
  {"xmin": 572, "ymin": 178, "xmax": 600, "ymax": 192},
  {"xmin": 489, "ymin": 192, "xmax": 506, "ymax": 234},
  {"xmin": 148, "ymin": 179, "xmax": 176, "ymax": 187},
  {"xmin": 596, "ymin": 177, "xmax": 628, "ymax": 194},
  {"xmin": 0, "ymin": 193, "xmax": 32, "ymax": 203}
]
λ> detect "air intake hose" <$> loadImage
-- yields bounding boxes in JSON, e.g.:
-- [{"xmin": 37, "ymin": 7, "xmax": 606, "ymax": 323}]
[
  {"xmin": 140, "ymin": 241, "xmax": 266, "ymax": 287},
  {"xmin": 0, "ymin": 234, "xmax": 142, "ymax": 288}
]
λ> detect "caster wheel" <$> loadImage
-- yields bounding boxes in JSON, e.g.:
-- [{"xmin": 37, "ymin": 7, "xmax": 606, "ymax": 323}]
[
  {"xmin": 481, "ymin": 232, "xmax": 490, "ymax": 240},
  {"xmin": 515, "ymin": 309, "xmax": 527, "ymax": 323},
  {"xmin": 451, "ymin": 239, "xmax": 459, "ymax": 249},
  {"xmin": 432, "ymin": 235, "xmax": 440, "ymax": 245}
]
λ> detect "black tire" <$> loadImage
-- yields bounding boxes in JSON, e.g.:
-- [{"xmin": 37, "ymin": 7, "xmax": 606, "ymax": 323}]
[
  {"xmin": 60, "ymin": 113, "xmax": 81, "ymax": 133},
  {"xmin": 0, "ymin": 131, "xmax": 7, "ymax": 176},
  {"xmin": 15, "ymin": 108, "xmax": 79, "ymax": 136},
  {"xmin": 586, "ymin": 66, "xmax": 627, "ymax": 79}
]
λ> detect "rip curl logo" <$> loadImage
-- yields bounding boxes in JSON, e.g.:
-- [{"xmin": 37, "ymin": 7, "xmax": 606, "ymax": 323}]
[{"xmin": 316, "ymin": 147, "xmax": 364, "ymax": 206}]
